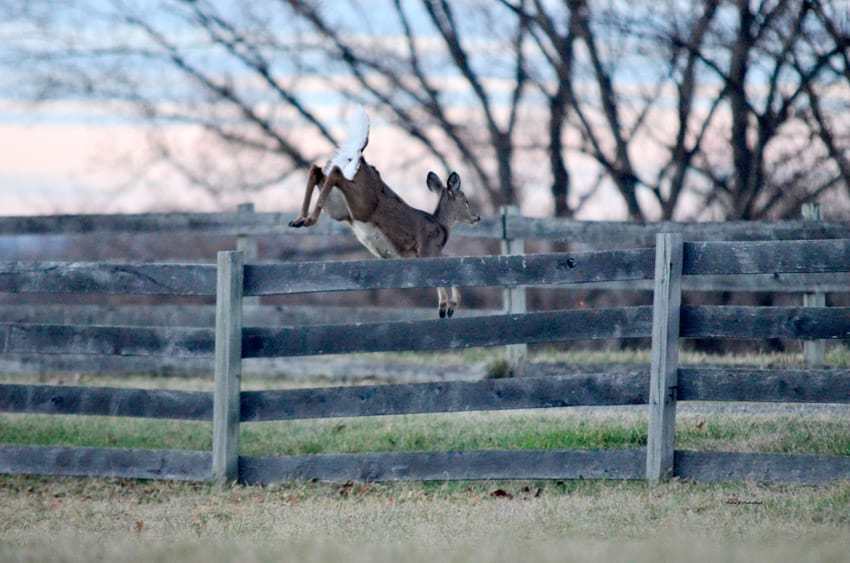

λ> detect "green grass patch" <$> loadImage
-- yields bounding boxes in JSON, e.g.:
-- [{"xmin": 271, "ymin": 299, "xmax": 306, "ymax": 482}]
[{"xmin": 2, "ymin": 410, "xmax": 849, "ymax": 458}]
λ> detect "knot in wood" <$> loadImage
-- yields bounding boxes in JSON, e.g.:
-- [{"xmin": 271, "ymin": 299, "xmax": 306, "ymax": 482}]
[{"xmin": 558, "ymin": 257, "xmax": 577, "ymax": 270}]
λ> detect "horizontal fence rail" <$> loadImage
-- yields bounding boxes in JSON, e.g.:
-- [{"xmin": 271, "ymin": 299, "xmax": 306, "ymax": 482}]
[
  {"xmin": 0, "ymin": 211, "xmax": 501, "ymax": 239},
  {"xmin": 0, "ymin": 445, "xmax": 211, "ymax": 481},
  {"xmin": 2, "ymin": 239, "xmax": 848, "ymax": 296},
  {"xmin": 683, "ymin": 239, "xmax": 850, "ymax": 276},
  {"xmin": 0, "ymin": 308, "xmax": 651, "ymax": 358},
  {"xmin": 0, "ymin": 262, "xmax": 216, "ymax": 295},
  {"xmin": 0, "ymin": 384, "xmax": 212, "ymax": 420},
  {"xmin": 3, "ymin": 366, "xmax": 848, "ymax": 421},
  {"xmin": 1, "ymin": 444, "xmax": 845, "ymax": 485},
  {"xmin": 244, "ymin": 249, "xmax": 655, "ymax": 295},
  {"xmin": 2, "ymin": 211, "xmax": 847, "ymax": 243},
  {"xmin": 243, "ymin": 307, "xmax": 653, "ymax": 357},
  {"xmin": 505, "ymin": 215, "xmax": 850, "ymax": 244},
  {"xmin": 3, "ymin": 305, "xmax": 849, "ymax": 359},
  {"xmin": 239, "ymin": 449, "xmax": 646, "ymax": 484}
]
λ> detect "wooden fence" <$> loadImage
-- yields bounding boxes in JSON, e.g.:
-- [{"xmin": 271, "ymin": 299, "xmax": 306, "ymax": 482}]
[
  {"xmin": 1, "ymin": 236, "xmax": 850, "ymax": 485},
  {"xmin": 0, "ymin": 203, "xmax": 846, "ymax": 376}
]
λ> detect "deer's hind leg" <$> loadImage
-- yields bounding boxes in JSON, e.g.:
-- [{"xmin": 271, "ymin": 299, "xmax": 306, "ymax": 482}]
[
  {"xmin": 289, "ymin": 165, "xmax": 325, "ymax": 228},
  {"xmin": 447, "ymin": 286, "xmax": 461, "ymax": 318},
  {"xmin": 418, "ymin": 234, "xmax": 452, "ymax": 319}
]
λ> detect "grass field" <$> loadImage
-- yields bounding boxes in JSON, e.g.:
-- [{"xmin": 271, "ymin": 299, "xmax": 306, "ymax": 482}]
[{"xmin": 2, "ymin": 349, "xmax": 850, "ymax": 561}]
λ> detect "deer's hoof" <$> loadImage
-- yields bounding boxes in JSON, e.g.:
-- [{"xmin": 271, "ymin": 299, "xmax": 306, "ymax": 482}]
[
  {"xmin": 439, "ymin": 305, "xmax": 447, "ymax": 319},
  {"xmin": 446, "ymin": 307, "xmax": 454, "ymax": 318},
  {"xmin": 289, "ymin": 217, "xmax": 306, "ymax": 228}
]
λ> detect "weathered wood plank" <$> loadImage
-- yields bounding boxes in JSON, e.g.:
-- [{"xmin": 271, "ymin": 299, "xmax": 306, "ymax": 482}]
[
  {"xmin": 646, "ymin": 233, "xmax": 683, "ymax": 483},
  {"xmin": 506, "ymin": 215, "xmax": 850, "ymax": 244},
  {"xmin": 675, "ymin": 450, "xmax": 850, "ymax": 484},
  {"xmin": 239, "ymin": 448, "xmax": 645, "ymax": 484},
  {"xmin": 244, "ymin": 249, "xmax": 656, "ymax": 296},
  {"xmin": 0, "ymin": 304, "xmax": 496, "ymax": 328},
  {"xmin": 213, "ymin": 251, "xmax": 243, "ymax": 486},
  {"xmin": 0, "ymin": 307, "xmax": 650, "ymax": 359},
  {"xmin": 0, "ymin": 383, "xmax": 212, "ymax": 419},
  {"xmin": 0, "ymin": 262, "xmax": 216, "ymax": 295},
  {"xmin": 528, "ymin": 272, "xmax": 850, "ymax": 293},
  {"xmin": 678, "ymin": 367, "xmax": 850, "ymax": 403},
  {"xmin": 0, "ymin": 324, "xmax": 215, "ymax": 357},
  {"xmin": 241, "ymin": 371, "xmax": 650, "ymax": 422},
  {"xmin": 0, "ymin": 445, "xmax": 211, "ymax": 481},
  {"xmin": 243, "ymin": 307, "xmax": 653, "ymax": 358},
  {"xmin": 681, "ymin": 306, "xmax": 850, "ymax": 340},
  {"xmin": 684, "ymin": 239, "xmax": 850, "ymax": 276},
  {"xmin": 0, "ymin": 212, "xmax": 503, "ymax": 239},
  {"xmin": 500, "ymin": 206, "xmax": 528, "ymax": 375},
  {"xmin": 801, "ymin": 204, "xmax": 828, "ymax": 368}
]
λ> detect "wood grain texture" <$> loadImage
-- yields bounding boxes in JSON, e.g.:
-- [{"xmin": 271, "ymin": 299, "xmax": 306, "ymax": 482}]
[
  {"xmin": 501, "ymin": 206, "xmax": 528, "ymax": 375},
  {"xmin": 241, "ymin": 371, "xmax": 650, "ymax": 422},
  {"xmin": 684, "ymin": 239, "xmax": 850, "ymax": 276},
  {"xmin": 243, "ymin": 249, "xmax": 656, "ymax": 296},
  {"xmin": 238, "ymin": 448, "xmax": 646, "ymax": 484},
  {"xmin": 0, "ymin": 383, "xmax": 212, "ymax": 419},
  {"xmin": 213, "ymin": 251, "xmax": 243, "ymax": 486},
  {"xmin": 0, "ymin": 212, "xmax": 503, "ymax": 239},
  {"xmin": 675, "ymin": 450, "xmax": 850, "ymax": 484},
  {"xmin": 0, "ymin": 262, "xmax": 216, "ymax": 295},
  {"xmin": 646, "ymin": 234, "xmax": 683, "ymax": 483},
  {"xmin": 677, "ymin": 367, "xmax": 850, "ymax": 403},
  {"xmin": 0, "ymin": 445, "xmax": 211, "ymax": 481},
  {"xmin": 242, "ymin": 307, "xmax": 654, "ymax": 358},
  {"xmin": 0, "ymin": 304, "xmax": 497, "ymax": 328},
  {"xmin": 0, "ymin": 324, "xmax": 215, "ymax": 357},
  {"xmin": 681, "ymin": 306, "xmax": 850, "ymax": 339},
  {"xmin": 505, "ymin": 215, "xmax": 850, "ymax": 244},
  {"xmin": 801, "ymin": 204, "xmax": 828, "ymax": 367}
]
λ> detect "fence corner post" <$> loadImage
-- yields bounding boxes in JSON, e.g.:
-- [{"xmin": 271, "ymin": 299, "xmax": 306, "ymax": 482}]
[
  {"xmin": 500, "ymin": 205, "xmax": 527, "ymax": 376},
  {"xmin": 646, "ymin": 233, "xmax": 683, "ymax": 484},
  {"xmin": 213, "ymin": 250, "xmax": 244, "ymax": 487},
  {"xmin": 802, "ymin": 203, "xmax": 826, "ymax": 368}
]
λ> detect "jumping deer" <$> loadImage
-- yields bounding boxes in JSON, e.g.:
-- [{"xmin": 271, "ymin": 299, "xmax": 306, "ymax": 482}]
[{"xmin": 289, "ymin": 107, "xmax": 480, "ymax": 318}]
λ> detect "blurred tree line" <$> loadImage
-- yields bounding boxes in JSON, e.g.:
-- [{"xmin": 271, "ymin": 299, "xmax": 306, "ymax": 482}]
[{"xmin": 1, "ymin": 0, "xmax": 849, "ymax": 221}]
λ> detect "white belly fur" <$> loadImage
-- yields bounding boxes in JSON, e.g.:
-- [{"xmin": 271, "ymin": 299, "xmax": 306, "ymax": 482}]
[{"xmin": 350, "ymin": 220, "xmax": 401, "ymax": 259}]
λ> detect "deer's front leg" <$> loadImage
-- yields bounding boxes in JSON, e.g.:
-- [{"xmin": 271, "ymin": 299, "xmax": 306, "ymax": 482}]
[
  {"xmin": 447, "ymin": 286, "xmax": 461, "ymax": 318},
  {"xmin": 437, "ymin": 287, "xmax": 449, "ymax": 319},
  {"xmin": 289, "ymin": 165, "xmax": 325, "ymax": 228},
  {"xmin": 299, "ymin": 166, "xmax": 344, "ymax": 227}
]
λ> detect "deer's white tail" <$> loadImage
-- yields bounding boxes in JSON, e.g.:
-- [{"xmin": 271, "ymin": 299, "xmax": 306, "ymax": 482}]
[{"xmin": 326, "ymin": 105, "xmax": 370, "ymax": 180}]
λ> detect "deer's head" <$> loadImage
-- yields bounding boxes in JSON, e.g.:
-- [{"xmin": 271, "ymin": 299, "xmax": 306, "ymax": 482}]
[{"xmin": 428, "ymin": 171, "xmax": 480, "ymax": 226}]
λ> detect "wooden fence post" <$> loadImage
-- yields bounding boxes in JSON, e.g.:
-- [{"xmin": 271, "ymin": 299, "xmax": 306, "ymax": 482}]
[
  {"xmin": 236, "ymin": 203, "xmax": 259, "ymax": 307},
  {"xmin": 802, "ymin": 203, "xmax": 826, "ymax": 367},
  {"xmin": 500, "ymin": 206, "xmax": 527, "ymax": 376},
  {"xmin": 646, "ymin": 233, "xmax": 684, "ymax": 484},
  {"xmin": 213, "ymin": 250, "xmax": 244, "ymax": 486}
]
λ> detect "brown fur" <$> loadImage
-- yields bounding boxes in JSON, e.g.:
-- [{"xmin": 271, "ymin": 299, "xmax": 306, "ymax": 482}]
[{"xmin": 290, "ymin": 158, "xmax": 479, "ymax": 317}]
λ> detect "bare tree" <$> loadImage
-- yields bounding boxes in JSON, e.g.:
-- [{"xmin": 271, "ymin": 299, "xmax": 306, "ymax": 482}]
[{"xmin": 2, "ymin": 0, "xmax": 848, "ymax": 220}]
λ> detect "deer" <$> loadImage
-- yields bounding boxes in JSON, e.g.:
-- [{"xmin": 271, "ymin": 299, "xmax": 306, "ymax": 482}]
[{"xmin": 289, "ymin": 107, "xmax": 480, "ymax": 318}]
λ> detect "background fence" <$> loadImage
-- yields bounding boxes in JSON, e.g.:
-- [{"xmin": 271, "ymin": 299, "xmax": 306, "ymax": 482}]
[
  {"xmin": 1, "ymin": 236, "xmax": 849, "ymax": 484},
  {"xmin": 0, "ymin": 203, "xmax": 848, "ymax": 377}
]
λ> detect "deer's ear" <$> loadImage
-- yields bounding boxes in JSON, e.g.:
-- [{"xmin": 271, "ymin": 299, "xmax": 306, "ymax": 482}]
[
  {"xmin": 447, "ymin": 172, "xmax": 461, "ymax": 193},
  {"xmin": 426, "ymin": 171, "xmax": 443, "ymax": 193}
]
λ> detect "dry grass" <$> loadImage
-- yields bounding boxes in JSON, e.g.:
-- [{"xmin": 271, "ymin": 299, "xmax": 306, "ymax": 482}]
[{"xmin": 1, "ymin": 476, "xmax": 849, "ymax": 562}]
